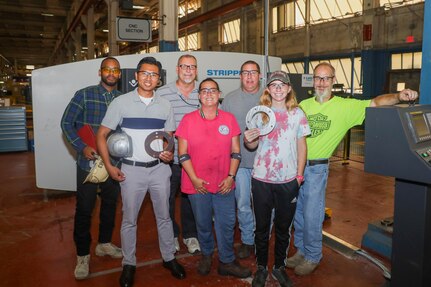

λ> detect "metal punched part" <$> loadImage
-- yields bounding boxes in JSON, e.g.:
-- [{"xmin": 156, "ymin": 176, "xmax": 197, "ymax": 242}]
[
  {"xmin": 245, "ymin": 105, "xmax": 276, "ymax": 135},
  {"xmin": 144, "ymin": 131, "xmax": 174, "ymax": 158}
]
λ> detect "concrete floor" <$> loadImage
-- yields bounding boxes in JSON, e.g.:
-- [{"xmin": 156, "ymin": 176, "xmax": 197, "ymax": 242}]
[{"xmin": 0, "ymin": 152, "xmax": 392, "ymax": 287}]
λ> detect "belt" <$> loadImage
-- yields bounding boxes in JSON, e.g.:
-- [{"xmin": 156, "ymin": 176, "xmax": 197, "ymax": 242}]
[
  {"xmin": 122, "ymin": 159, "xmax": 160, "ymax": 168},
  {"xmin": 307, "ymin": 159, "xmax": 329, "ymax": 166}
]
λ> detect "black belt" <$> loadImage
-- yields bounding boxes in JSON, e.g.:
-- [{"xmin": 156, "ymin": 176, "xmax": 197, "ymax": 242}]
[
  {"xmin": 122, "ymin": 159, "xmax": 160, "ymax": 168},
  {"xmin": 308, "ymin": 159, "xmax": 329, "ymax": 166}
]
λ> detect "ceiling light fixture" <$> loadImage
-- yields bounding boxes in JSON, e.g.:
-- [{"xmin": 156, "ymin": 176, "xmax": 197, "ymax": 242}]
[
  {"xmin": 41, "ymin": 13, "xmax": 54, "ymax": 17},
  {"xmin": 103, "ymin": 29, "xmax": 109, "ymax": 33}
]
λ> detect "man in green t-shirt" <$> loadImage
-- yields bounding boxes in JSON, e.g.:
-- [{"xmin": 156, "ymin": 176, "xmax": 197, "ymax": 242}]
[{"xmin": 286, "ymin": 62, "xmax": 418, "ymax": 276}]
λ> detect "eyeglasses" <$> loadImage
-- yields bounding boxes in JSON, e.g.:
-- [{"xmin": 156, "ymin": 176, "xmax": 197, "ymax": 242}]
[
  {"xmin": 240, "ymin": 70, "xmax": 259, "ymax": 76},
  {"xmin": 199, "ymin": 88, "xmax": 219, "ymax": 95},
  {"xmin": 313, "ymin": 76, "xmax": 334, "ymax": 82},
  {"xmin": 268, "ymin": 83, "xmax": 288, "ymax": 89},
  {"xmin": 101, "ymin": 67, "xmax": 121, "ymax": 75},
  {"xmin": 137, "ymin": 70, "xmax": 159, "ymax": 79},
  {"xmin": 178, "ymin": 64, "xmax": 197, "ymax": 70}
]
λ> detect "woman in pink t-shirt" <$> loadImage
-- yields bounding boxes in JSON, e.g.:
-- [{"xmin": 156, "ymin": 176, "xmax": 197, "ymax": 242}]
[{"xmin": 176, "ymin": 78, "xmax": 251, "ymax": 278}]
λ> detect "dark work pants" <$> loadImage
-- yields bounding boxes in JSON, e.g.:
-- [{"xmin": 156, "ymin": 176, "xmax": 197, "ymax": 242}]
[
  {"xmin": 252, "ymin": 178, "xmax": 299, "ymax": 268},
  {"xmin": 74, "ymin": 166, "xmax": 120, "ymax": 256},
  {"xmin": 169, "ymin": 164, "xmax": 197, "ymax": 239}
]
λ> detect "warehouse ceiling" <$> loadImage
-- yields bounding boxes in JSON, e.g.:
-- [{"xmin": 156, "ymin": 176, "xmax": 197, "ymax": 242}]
[
  {"xmin": 0, "ymin": 0, "xmax": 158, "ymax": 75},
  {"xmin": 0, "ymin": 0, "xmax": 253, "ymax": 77},
  {"xmin": 0, "ymin": 0, "xmax": 74, "ymax": 69}
]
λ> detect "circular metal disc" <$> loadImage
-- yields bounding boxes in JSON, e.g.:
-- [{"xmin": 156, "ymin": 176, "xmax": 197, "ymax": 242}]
[
  {"xmin": 144, "ymin": 131, "xmax": 174, "ymax": 158},
  {"xmin": 245, "ymin": 105, "xmax": 276, "ymax": 135}
]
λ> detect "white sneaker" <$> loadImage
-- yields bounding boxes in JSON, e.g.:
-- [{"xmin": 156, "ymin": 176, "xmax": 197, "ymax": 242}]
[
  {"xmin": 74, "ymin": 255, "xmax": 90, "ymax": 280},
  {"xmin": 183, "ymin": 237, "xmax": 200, "ymax": 254},
  {"xmin": 174, "ymin": 237, "xmax": 180, "ymax": 252},
  {"xmin": 95, "ymin": 242, "xmax": 122, "ymax": 259}
]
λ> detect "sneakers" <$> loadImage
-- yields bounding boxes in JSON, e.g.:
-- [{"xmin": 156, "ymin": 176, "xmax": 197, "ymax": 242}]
[
  {"xmin": 95, "ymin": 242, "xmax": 123, "ymax": 259},
  {"xmin": 294, "ymin": 259, "xmax": 319, "ymax": 276},
  {"xmin": 252, "ymin": 265, "xmax": 268, "ymax": 287},
  {"xmin": 183, "ymin": 237, "xmax": 201, "ymax": 254},
  {"xmin": 272, "ymin": 266, "xmax": 293, "ymax": 287},
  {"xmin": 174, "ymin": 237, "xmax": 180, "ymax": 252},
  {"xmin": 237, "ymin": 243, "xmax": 254, "ymax": 259},
  {"xmin": 197, "ymin": 255, "xmax": 212, "ymax": 276},
  {"xmin": 286, "ymin": 251, "xmax": 305, "ymax": 268},
  {"xmin": 74, "ymin": 255, "xmax": 90, "ymax": 280},
  {"xmin": 218, "ymin": 260, "xmax": 252, "ymax": 278}
]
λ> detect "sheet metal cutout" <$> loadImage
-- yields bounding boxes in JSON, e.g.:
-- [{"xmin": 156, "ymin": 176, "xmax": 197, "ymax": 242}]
[
  {"xmin": 144, "ymin": 131, "xmax": 174, "ymax": 158},
  {"xmin": 245, "ymin": 105, "xmax": 276, "ymax": 135}
]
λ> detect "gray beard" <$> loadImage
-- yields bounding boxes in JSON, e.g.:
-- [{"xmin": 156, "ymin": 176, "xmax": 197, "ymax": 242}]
[
  {"xmin": 315, "ymin": 89, "xmax": 331, "ymax": 104},
  {"xmin": 180, "ymin": 78, "xmax": 194, "ymax": 84}
]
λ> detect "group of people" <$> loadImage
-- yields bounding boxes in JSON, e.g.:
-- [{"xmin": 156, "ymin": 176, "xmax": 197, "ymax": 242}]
[{"xmin": 61, "ymin": 54, "xmax": 418, "ymax": 287}]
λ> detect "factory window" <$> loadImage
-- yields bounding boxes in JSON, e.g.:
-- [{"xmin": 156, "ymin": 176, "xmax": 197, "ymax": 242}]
[
  {"xmin": 149, "ymin": 46, "xmax": 159, "ymax": 53},
  {"xmin": 273, "ymin": 0, "xmax": 363, "ymax": 30},
  {"xmin": 391, "ymin": 52, "xmax": 422, "ymax": 70},
  {"xmin": 272, "ymin": 2, "xmax": 299, "ymax": 32},
  {"xmin": 282, "ymin": 62, "xmax": 305, "ymax": 74},
  {"xmin": 138, "ymin": 45, "xmax": 159, "ymax": 54},
  {"xmin": 179, "ymin": 32, "xmax": 200, "ymax": 51},
  {"xmin": 178, "ymin": 0, "xmax": 200, "ymax": 18},
  {"xmin": 151, "ymin": 11, "xmax": 160, "ymax": 31},
  {"xmin": 300, "ymin": 0, "xmax": 363, "ymax": 25},
  {"xmin": 380, "ymin": 0, "xmax": 424, "ymax": 9},
  {"xmin": 221, "ymin": 18, "xmax": 240, "ymax": 44}
]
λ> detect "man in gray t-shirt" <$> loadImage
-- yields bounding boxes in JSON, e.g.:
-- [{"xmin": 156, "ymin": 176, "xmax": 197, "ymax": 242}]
[
  {"xmin": 156, "ymin": 54, "xmax": 201, "ymax": 255},
  {"xmin": 222, "ymin": 60, "xmax": 262, "ymax": 259}
]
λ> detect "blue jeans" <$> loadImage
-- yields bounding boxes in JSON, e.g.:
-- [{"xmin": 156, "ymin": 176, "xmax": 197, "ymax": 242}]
[
  {"xmin": 234, "ymin": 168, "xmax": 255, "ymax": 245},
  {"xmin": 293, "ymin": 162, "xmax": 329, "ymax": 263},
  {"xmin": 189, "ymin": 191, "xmax": 236, "ymax": 263}
]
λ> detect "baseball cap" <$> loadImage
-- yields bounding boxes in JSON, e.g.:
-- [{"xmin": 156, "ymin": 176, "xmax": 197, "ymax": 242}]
[{"xmin": 267, "ymin": 71, "xmax": 290, "ymax": 86}]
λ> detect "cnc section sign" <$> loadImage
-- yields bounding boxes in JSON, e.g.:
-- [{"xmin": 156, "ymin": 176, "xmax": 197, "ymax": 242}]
[{"xmin": 116, "ymin": 17, "xmax": 151, "ymax": 42}]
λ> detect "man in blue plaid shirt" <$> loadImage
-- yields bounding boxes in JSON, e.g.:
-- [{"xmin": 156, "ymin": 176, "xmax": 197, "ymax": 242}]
[{"xmin": 61, "ymin": 57, "xmax": 123, "ymax": 280}]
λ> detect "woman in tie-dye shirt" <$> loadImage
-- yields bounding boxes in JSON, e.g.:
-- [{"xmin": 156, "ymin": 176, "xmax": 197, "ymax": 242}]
[{"xmin": 244, "ymin": 71, "xmax": 310, "ymax": 287}]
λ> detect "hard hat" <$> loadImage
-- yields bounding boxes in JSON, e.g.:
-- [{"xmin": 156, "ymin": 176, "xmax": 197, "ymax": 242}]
[
  {"xmin": 107, "ymin": 131, "xmax": 133, "ymax": 158},
  {"xmin": 83, "ymin": 155, "xmax": 109, "ymax": 184}
]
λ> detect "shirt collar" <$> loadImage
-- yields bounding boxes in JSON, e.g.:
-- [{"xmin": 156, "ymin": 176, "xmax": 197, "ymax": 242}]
[
  {"xmin": 132, "ymin": 88, "xmax": 160, "ymax": 103},
  {"xmin": 98, "ymin": 83, "xmax": 121, "ymax": 96}
]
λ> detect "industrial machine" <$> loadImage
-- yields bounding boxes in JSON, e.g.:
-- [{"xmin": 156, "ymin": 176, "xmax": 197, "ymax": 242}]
[
  {"xmin": 32, "ymin": 51, "xmax": 281, "ymax": 191},
  {"xmin": 364, "ymin": 105, "xmax": 431, "ymax": 287}
]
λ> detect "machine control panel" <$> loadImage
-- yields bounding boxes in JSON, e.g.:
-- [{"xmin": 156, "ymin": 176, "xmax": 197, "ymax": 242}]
[
  {"xmin": 405, "ymin": 110, "xmax": 431, "ymax": 143},
  {"xmin": 416, "ymin": 147, "xmax": 431, "ymax": 164},
  {"xmin": 365, "ymin": 105, "xmax": 431, "ymax": 184},
  {"xmin": 404, "ymin": 109, "xmax": 431, "ymax": 165}
]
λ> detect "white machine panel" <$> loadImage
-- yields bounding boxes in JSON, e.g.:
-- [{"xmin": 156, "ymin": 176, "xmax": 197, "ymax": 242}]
[{"xmin": 32, "ymin": 51, "xmax": 281, "ymax": 191}]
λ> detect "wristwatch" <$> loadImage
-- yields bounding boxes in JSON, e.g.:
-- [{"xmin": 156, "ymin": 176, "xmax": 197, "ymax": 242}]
[{"xmin": 228, "ymin": 174, "xmax": 236, "ymax": 181}]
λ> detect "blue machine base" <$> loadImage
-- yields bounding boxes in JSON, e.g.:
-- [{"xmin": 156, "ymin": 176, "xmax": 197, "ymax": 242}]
[{"xmin": 361, "ymin": 217, "xmax": 393, "ymax": 259}]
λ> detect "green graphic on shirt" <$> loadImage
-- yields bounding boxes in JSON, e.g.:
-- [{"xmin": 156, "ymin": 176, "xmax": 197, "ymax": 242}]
[{"xmin": 307, "ymin": 113, "xmax": 331, "ymax": 138}]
